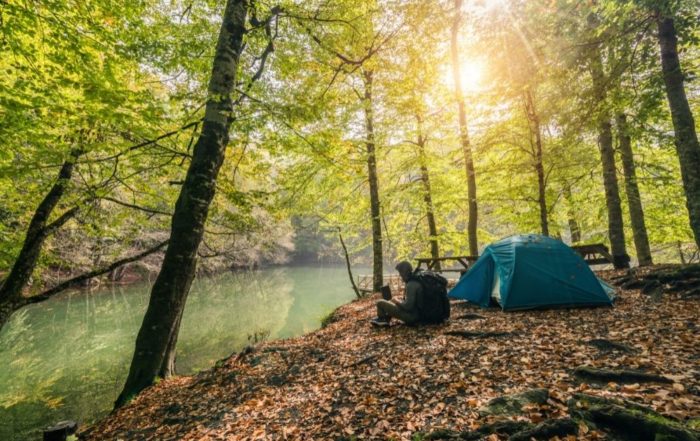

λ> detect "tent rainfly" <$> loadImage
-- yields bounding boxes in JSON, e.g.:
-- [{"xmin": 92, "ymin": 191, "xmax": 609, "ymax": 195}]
[{"xmin": 448, "ymin": 234, "xmax": 615, "ymax": 310}]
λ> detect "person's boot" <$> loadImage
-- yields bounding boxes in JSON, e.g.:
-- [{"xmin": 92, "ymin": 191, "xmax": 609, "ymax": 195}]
[{"xmin": 370, "ymin": 316, "xmax": 390, "ymax": 327}]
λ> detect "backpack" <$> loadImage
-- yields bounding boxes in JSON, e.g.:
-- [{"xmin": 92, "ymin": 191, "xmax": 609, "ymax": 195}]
[{"xmin": 411, "ymin": 270, "xmax": 450, "ymax": 324}]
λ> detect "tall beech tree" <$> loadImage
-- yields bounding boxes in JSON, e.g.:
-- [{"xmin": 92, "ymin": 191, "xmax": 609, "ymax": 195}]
[
  {"xmin": 616, "ymin": 113, "xmax": 653, "ymax": 266},
  {"xmin": 588, "ymin": 25, "xmax": 630, "ymax": 269},
  {"xmin": 115, "ymin": 0, "xmax": 249, "ymax": 407},
  {"xmin": 415, "ymin": 113, "xmax": 441, "ymax": 266},
  {"xmin": 450, "ymin": 0, "xmax": 479, "ymax": 256},
  {"xmin": 362, "ymin": 69, "xmax": 384, "ymax": 292},
  {"xmin": 654, "ymin": 8, "xmax": 700, "ymax": 249},
  {"xmin": 523, "ymin": 87, "xmax": 549, "ymax": 236}
]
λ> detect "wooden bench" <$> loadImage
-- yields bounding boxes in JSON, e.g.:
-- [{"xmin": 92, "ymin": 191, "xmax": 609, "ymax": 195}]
[
  {"xmin": 415, "ymin": 256, "xmax": 479, "ymax": 274},
  {"xmin": 571, "ymin": 243, "xmax": 614, "ymax": 265}
]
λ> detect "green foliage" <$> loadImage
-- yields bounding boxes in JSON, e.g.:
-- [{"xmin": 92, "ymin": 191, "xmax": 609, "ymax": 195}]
[{"xmin": 2, "ymin": 0, "xmax": 699, "ymax": 287}]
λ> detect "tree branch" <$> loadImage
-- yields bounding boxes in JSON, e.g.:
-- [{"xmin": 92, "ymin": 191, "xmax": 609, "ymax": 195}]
[{"xmin": 26, "ymin": 240, "xmax": 170, "ymax": 304}]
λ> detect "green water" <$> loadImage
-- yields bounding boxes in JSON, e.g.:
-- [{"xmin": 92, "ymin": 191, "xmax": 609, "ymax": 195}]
[{"xmin": 0, "ymin": 266, "xmax": 358, "ymax": 440}]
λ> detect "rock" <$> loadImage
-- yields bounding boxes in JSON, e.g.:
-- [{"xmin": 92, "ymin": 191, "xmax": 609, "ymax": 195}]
[
  {"xmin": 43, "ymin": 420, "xmax": 78, "ymax": 441},
  {"xmin": 568, "ymin": 393, "xmax": 700, "ymax": 441},
  {"xmin": 508, "ymin": 418, "xmax": 578, "ymax": 441},
  {"xmin": 479, "ymin": 388, "xmax": 549, "ymax": 416},
  {"xmin": 573, "ymin": 366, "xmax": 672, "ymax": 385}
]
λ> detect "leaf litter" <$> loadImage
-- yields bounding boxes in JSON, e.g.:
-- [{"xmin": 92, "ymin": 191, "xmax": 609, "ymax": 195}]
[{"xmin": 81, "ymin": 269, "xmax": 700, "ymax": 440}]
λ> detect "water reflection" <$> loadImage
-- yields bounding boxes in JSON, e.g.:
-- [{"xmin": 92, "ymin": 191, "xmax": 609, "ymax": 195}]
[{"xmin": 0, "ymin": 266, "xmax": 356, "ymax": 440}]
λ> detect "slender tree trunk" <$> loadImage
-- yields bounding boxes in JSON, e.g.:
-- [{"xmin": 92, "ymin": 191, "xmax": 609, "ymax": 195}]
[
  {"xmin": 337, "ymin": 228, "xmax": 362, "ymax": 299},
  {"xmin": 450, "ymin": 0, "xmax": 478, "ymax": 256},
  {"xmin": 598, "ymin": 119, "xmax": 630, "ymax": 269},
  {"xmin": 564, "ymin": 186, "xmax": 582, "ymax": 243},
  {"xmin": 115, "ymin": 0, "xmax": 248, "ymax": 408},
  {"xmin": 0, "ymin": 149, "xmax": 81, "ymax": 331},
  {"xmin": 415, "ymin": 114, "xmax": 440, "ymax": 268},
  {"xmin": 590, "ymin": 50, "xmax": 630, "ymax": 269},
  {"xmin": 656, "ymin": 14, "xmax": 700, "ymax": 249},
  {"xmin": 616, "ymin": 114, "xmax": 653, "ymax": 266},
  {"xmin": 362, "ymin": 69, "xmax": 383, "ymax": 293},
  {"xmin": 523, "ymin": 88, "xmax": 549, "ymax": 236}
]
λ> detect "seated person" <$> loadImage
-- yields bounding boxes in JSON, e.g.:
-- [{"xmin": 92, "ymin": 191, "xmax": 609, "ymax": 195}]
[{"xmin": 371, "ymin": 261, "xmax": 422, "ymax": 327}]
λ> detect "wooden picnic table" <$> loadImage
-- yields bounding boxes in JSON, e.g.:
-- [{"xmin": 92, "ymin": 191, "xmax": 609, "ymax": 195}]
[
  {"xmin": 415, "ymin": 255, "xmax": 479, "ymax": 273},
  {"xmin": 571, "ymin": 243, "xmax": 615, "ymax": 265}
]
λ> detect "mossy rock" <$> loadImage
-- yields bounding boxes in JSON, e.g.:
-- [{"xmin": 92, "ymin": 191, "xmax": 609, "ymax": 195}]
[
  {"xmin": 568, "ymin": 393, "xmax": 699, "ymax": 441},
  {"xmin": 478, "ymin": 388, "xmax": 549, "ymax": 416}
]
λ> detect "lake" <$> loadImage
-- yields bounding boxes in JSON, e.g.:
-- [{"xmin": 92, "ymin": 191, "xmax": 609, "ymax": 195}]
[{"xmin": 0, "ymin": 266, "xmax": 360, "ymax": 440}]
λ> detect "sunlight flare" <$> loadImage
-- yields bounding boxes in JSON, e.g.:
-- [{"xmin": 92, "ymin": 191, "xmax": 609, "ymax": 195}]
[{"xmin": 444, "ymin": 60, "xmax": 485, "ymax": 93}]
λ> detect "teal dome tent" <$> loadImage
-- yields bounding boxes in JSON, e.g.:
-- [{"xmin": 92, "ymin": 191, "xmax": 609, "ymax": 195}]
[{"xmin": 448, "ymin": 234, "xmax": 615, "ymax": 310}]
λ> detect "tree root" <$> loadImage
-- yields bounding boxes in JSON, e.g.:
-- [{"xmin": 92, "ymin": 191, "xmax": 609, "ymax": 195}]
[
  {"xmin": 444, "ymin": 330, "xmax": 514, "ymax": 338},
  {"xmin": 568, "ymin": 393, "xmax": 700, "ymax": 441},
  {"xmin": 585, "ymin": 338, "xmax": 637, "ymax": 354},
  {"xmin": 573, "ymin": 366, "xmax": 672, "ymax": 384}
]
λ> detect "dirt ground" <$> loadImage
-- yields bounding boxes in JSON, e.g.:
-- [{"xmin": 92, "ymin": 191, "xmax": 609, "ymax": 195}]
[{"xmin": 81, "ymin": 268, "xmax": 700, "ymax": 440}]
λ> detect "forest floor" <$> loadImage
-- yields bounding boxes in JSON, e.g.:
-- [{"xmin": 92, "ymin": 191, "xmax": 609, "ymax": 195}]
[{"xmin": 81, "ymin": 267, "xmax": 700, "ymax": 441}]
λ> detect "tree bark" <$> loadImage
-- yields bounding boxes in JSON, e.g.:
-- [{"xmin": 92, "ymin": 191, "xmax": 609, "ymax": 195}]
[
  {"xmin": 598, "ymin": 119, "xmax": 630, "ymax": 269},
  {"xmin": 337, "ymin": 228, "xmax": 362, "ymax": 299},
  {"xmin": 656, "ymin": 14, "xmax": 700, "ymax": 249},
  {"xmin": 616, "ymin": 114, "xmax": 653, "ymax": 266},
  {"xmin": 0, "ymin": 149, "xmax": 81, "ymax": 330},
  {"xmin": 450, "ymin": 0, "xmax": 478, "ymax": 257},
  {"xmin": 589, "ymin": 51, "xmax": 630, "ymax": 269},
  {"xmin": 523, "ymin": 88, "xmax": 549, "ymax": 236},
  {"xmin": 416, "ymin": 114, "xmax": 440, "ymax": 268},
  {"xmin": 564, "ymin": 186, "xmax": 582, "ymax": 244},
  {"xmin": 114, "ymin": 0, "xmax": 248, "ymax": 408},
  {"xmin": 362, "ymin": 69, "xmax": 383, "ymax": 293}
]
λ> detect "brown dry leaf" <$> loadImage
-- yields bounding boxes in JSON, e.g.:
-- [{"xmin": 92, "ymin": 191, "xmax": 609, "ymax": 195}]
[{"xmin": 78, "ymin": 269, "xmax": 700, "ymax": 441}]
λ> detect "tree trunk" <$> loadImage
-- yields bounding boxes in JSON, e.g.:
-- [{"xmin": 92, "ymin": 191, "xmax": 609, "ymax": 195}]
[
  {"xmin": 114, "ymin": 0, "xmax": 248, "ymax": 408},
  {"xmin": 589, "ymin": 50, "xmax": 630, "ymax": 269},
  {"xmin": 450, "ymin": 0, "xmax": 478, "ymax": 257},
  {"xmin": 616, "ymin": 114, "xmax": 653, "ymax": 266},
  {"xmin": 523, "ymin": 88, "xmax": 549, "ymax": 236},
  {"xmin": 598, "ymin": 119, "xmax": 630, "ymax": 269},
  {"xmin": 656, "ymin": 14, "xmax": 700, "ymax": 249},
  {"xmin": 416, "ymin": 114, "xmax": 440, "ymax": 268},
  {"xmin": 0, "ymin": 149, "xmax": 81, "ymax": 331},
  {"xmin": 362, "ymin": 69, "xmax": 383, "ymax": 293},
  {"xmin": 337, "ymin": 228, "xmax": 362, "ymax": 299},
  {"xmin": 158, "ymin": 306, "xmax": 184, "ymax": 378},
  {"xmin": 564, "ymin": 186, "xmax": 582, "ymax": 243}
]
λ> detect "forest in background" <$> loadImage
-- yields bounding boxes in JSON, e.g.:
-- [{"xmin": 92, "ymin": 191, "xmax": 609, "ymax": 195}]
[{"xmin": 2, "ymin": 0, "xmax": 699, "ymax": 292}]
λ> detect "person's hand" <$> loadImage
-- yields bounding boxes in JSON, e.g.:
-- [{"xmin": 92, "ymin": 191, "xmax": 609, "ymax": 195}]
[{"xmin": 391, "ymin": 298, "xmax": 401, "ymax": 305}]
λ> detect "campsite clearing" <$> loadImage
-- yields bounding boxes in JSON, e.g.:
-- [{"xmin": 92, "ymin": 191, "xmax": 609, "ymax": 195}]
[{"xmin": 82, "ymin": 267, "xmax": 699, "ymax": 440}]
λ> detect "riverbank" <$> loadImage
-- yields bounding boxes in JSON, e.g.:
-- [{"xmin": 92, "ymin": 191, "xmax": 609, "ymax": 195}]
[{"xmin": 81, "ymin": 268, "xmax": 700, "ymax": 440}]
